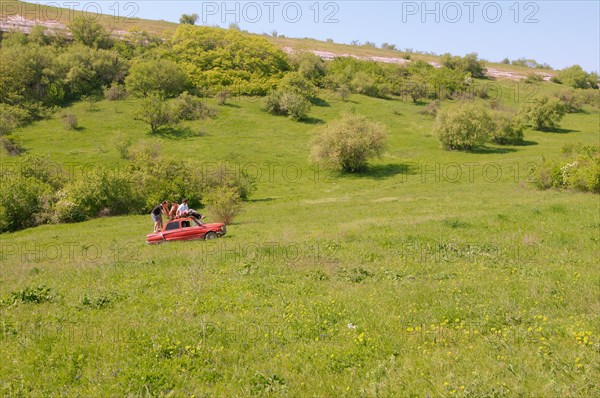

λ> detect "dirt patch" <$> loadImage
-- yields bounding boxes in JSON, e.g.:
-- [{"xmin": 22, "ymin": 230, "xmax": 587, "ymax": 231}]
[
  {"xmin": 0, "ymin": 15, "xmax": 128, "ymax": 38},
  {"xmin": 284, "ymin": 47, "xmax": 552, "ymax": 81}
]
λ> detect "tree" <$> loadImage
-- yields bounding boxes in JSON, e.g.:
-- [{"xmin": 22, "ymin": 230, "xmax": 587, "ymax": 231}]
[
  {"xmin": 134, "ymin": 95, "xmax": 177, "ymax": 133},
  {"xmin": 440, "ymin": 52, "xmax": 486, "ymax": 78},
  {"xmin": 56, "ymin": 44, "xmax": 127, "ymax": 100},
  {"xmin": 170, "ymin": 25, "xmax": 290, "ymax": 95},
  {"xmin": 310, "ymin": 112, "xmax": 388, "ymax": 172},
  {"xmin": 519, "ymin": 96, "xmax": 566, "ymax": 130},
  {"xmin": 557, "ymin": 65, "xmax": 599, "ymax": 89},
  {"xmin": 434, "ymin": 103, "xmax": 495, "ymax": 151},
  {"xmin": 179, "ymin": 13, "xmax": 199, "ymax": 25},
  {"xmin": 68, "ymin": 16, "xmax": 112, "ymax": 49},
  {"xmin": 125, "ymin": 59, "xmax": 187, "ymax": 98}
]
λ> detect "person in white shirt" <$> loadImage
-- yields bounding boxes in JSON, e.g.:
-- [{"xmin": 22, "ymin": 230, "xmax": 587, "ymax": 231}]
[{"xmin": 176, "ymin": 199, "xmax": 189, "ymax": 217}]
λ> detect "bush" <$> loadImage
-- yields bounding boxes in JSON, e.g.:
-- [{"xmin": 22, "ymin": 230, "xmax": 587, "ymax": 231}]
[
  {"xmin": 134, "ymin": 95, "xmax": 177, "ymax": 133},
  {"xmin": 172, "ymin": 92, "xmax": 216, "ymax": 121},
  {"xmin": 519, "ymin": 96, "xmax": 566, "ymax": 130},
  {"xmin": 170, "ymin": 25, "xmax": 290, "ymax": 95},
  {"xmin": 201, "ymin": 163, "xmax": 256, "ymax": 201},
  {"xmin": 62, "ymin": 113, "xmax": 79, "ymax": 130},
  {"xmin": 279, "ymin": 71, "xmax": 317, "ymax": 99},
  {"xmin": 62, "ymin": 169, "xmax": 142, "ymax": 219},
  {"xmin": 418, "ymin": 100, "xmax": 441, "ymax": 117},
  {"xmin": 557, "ymin": 65, "xmax": 599, "ymax": 89},
  {"xmin": 68, "ymin": 16, "xmax": 112, "ymax": 49},
  {"xmin": 0, "ymin": 176, "xmax": 53, "ymax": 232},
  {"xmin": 310, "ymin": 112, "xmax": 388, "ymax": 172},
  {"xmin": 104, "ymin": 84, "xmax": 128, "ymax": 101},
  {"xmin": 112, "ymin": 133, "xmax": 132, "ymax": 159},
  {"xmin": 179, "ymin": 13, "xmax": 198, "ymax": 25},
  {"xmin": 0, "ymin": 104, "xmax": 30, "ymax": 135},
  {"xmin": 440, "ymin": 52, "xmax": 486, "ymax": 78},
  {"xmin": 125, "ymin": 59, "xmax": 187, "ymax": 98},
  {"xmin": 263, "ymin": 90, "xmax": 311, "ymax": 121},
  {"xmin": 491, "ymin": 111, "xmax": 524, "ymax": 145},
  {"xmin": 558, "ymin": 90, "xmax": 585, "ymax": 113},
  {"xmin": 52, "ymin": 198, "xmax": 87, "ymax": 223},
  {"xmin": 288, "ymin": 52, "xmax": 326, "ymax": 84},
  {"xmin": 524, "ymin": 73, "xmax": 544, "ymax": 84},
  {"xmin": 533, "ymin": 145, "xmax": 599, "ymax": 193},
  {"xmin": 0, "ymin": 136, "xmax": 25, "ymax": 156},
  {"xmin": 216, "ymin": 90, "xmax": 230, "ymax": 105},
  {"xmin": 434, "ymin": 103, "xmax": 494, "ymax": 151},
  {"xmin": 204, "ymin": 185, "xmax": 242, "ymax": 224}
]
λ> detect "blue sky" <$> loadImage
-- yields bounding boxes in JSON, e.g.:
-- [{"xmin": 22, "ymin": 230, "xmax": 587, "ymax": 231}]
[{"xmin": 65, "ymin": 1, "xmax": 598, "ymax": 72}]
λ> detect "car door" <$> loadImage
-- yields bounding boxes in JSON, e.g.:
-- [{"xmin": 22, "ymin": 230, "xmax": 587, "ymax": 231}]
[
  {"xmin": 162, "ymin": 221, "xmax": 183, "ymax": 241},
  {"xmin": 180, "ymin": 219, "xmax": 201, "ymax": 241}
]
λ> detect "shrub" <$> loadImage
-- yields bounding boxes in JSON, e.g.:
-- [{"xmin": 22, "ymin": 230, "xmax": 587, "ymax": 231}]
[
  {"xmin": 172, "ymin": 92, "xmax": 216, "ymax": 121},
  {"xmin": 62, "ymin": 113, "xmax": 79, "ymax": 130},
  {"xmin": 519, "ymin": 96, "xmax": 566, "ymax": 130},
  {"xmin": 0, "ymin": 104, "xmax": 30, "ymax": 135},
  {"xmin": 216, "ymin": 90, "xmax": 230, "ymax": 105},
  {"xmin": 440, "ymin": 52, "xmax": 486, "ymax": 78},
  {"xmin": 263, "ymin": 90, "xmax": 311, "ymax": 121},
  {"xmin": 557, "ymin": 65, "xmax": 599, "ymax": 89},
  {"xmin": 170, "ymin": 25, "xmax": 290, "ymax": 95},
  {"xmin": 279, "ymin": 71, "xmax": 317, "ymax": 98},
  {"xmin": 201, "ymin": 163, "xmax": 256, "ymax": 201},
  {"xmin": 204, "ymin": 185, "xmax": 242, "ymax": 224},
  {"xmin": 81, "ymin": 94, "xmax": 100, "ymax": 112},
  {"xmin": 558, "ymin": 90, "xmax": 585, "ymax": 113},
  {"xmin": 418, "ymin": 100, "xmax": 441, "ymax": 117},
  {"xmin": 0, "ymin": 176, "xmax": 53, "ymax": 232},
  {"xmin": 180, "ymin": 13, "xmax": 198, "ymax": 25},
  {"xmin": 491, "ymin": 111, "xmax": 524, "ymax": 145},
  {"xmin": 68, "ymin": 16, "xmax": 112, "ymax": 48},
  {"xmin": 134, "ymin": 95, "xmax": 177, "ymax": 133},
  {"xmin": 533, "ymin": 145, "xmax": 599, "ymax": 193},
  {"xmin": 9, "ymin": 286, "xmax": 54, "ymax": 304},
  {"xmin": 310, "ymin": 112, "xmax": 388, "ymax": 172},
  {"xmin": 524, "ymin": 73, "xmax": 544, "ymax": 84},
  {"xmin": 62, "ymin": 169, "xmax": 142, "ymax": 219},
  {"xmin": 288, "ymin": 52, "xmax": 326, "ymax": 84},
  {"xmin": 336, "ymin": 84, "xmax": 351, "ymax": 102},
  {"xmin": 104, "ymin": 84, "xmax": 128, "ymax": 101},
  {"xmin": 112, "ymin": 133, "xmax": 132, "ymax": 159},
  {"xmin": 125, "ymin": 59, "xmax": 187, "ymax": 98},
  {"xmin": 0, "ymin": 136, "xmax": 25, "ymax": 156},
  {"xmin": 52, "ymin": 198, "xmax": 87, "ymax": 223},
  {"xmin": 434, "ymin": 103, "xmax": 495, "ymax": 151}
]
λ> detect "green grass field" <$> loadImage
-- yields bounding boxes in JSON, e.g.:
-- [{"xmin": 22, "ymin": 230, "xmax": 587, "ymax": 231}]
[{"xmin": 1, "ymin": 74, "xmax": 599, "ymax": 396}]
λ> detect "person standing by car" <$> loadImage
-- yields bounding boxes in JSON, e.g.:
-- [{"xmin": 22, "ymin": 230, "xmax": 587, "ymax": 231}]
[
  {"xmin": 151, "ymin": 201, "xmax": 168, "ymax": 232},
  {"xmin": 176, "ymin": 199, "xmax": 189, "ymax": 217}
]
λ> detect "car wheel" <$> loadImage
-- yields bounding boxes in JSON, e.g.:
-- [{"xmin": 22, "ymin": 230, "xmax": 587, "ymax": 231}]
[{"xmin": 204, "ymin": 232, "xmax": 218, "ymax": 241}]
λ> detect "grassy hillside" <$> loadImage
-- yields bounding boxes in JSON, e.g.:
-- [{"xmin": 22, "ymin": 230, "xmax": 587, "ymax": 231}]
[
  {"xmin": 4, "ymin": 0, "xmax": 557, "ymax": 77},
  {"xmin": 1, "ymin": 74, "xmax": 599, "ymax": 395}
]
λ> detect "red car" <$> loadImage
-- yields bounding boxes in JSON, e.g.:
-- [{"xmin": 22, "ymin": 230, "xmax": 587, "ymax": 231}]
[{"xmin": 146, "ymin": 217, "xmax": 226, "ymax": 244}]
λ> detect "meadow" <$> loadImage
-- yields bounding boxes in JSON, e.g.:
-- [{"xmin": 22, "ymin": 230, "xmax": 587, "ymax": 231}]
[{"xmin": 1, "ymin": 77, "xmax": 599, "ymax": 396}]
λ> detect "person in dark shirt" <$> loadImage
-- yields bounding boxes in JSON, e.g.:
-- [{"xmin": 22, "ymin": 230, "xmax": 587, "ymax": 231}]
[{"xmin": 151, "ymin": 201, "xmax": 168, "ymax": 232}]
